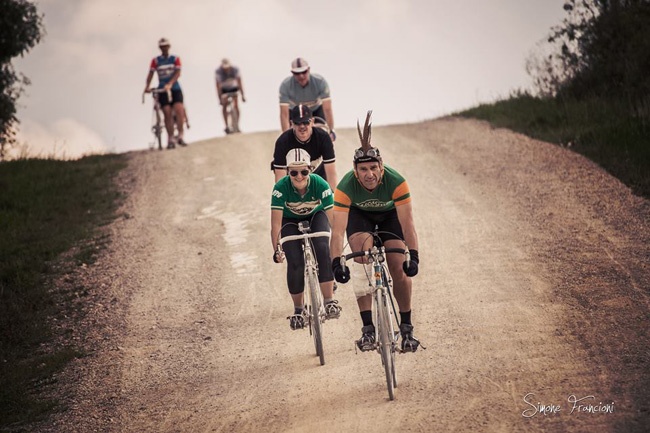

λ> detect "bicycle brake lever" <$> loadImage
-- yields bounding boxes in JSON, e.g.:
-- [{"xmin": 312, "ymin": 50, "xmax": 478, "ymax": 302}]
[
  {"xmin": 340, "ymin": 254, "xmax": 347, "ymax": 272},
  {"xmin": 405, "ymin": 249, "xmax": 411, "ymax": 268}
]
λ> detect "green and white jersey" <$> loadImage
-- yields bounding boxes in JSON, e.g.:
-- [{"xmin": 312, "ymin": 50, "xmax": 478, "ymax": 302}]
[
  {"xmin": 271, "ymin": 174, "xmax": 334, "ymax": 218},
  {"xmin": 333, "ymin": 165, "xmax": 411, "ymax": 213}
]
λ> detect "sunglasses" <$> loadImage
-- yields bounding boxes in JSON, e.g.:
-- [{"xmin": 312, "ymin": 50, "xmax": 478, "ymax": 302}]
[
  {"xmin": 292, "ymin": 120, "xmax": 311, "ymax": 126},
  {"xmin": 354, "ymin": 147, "xmax": 381, "ymax": 159},
  {"xmin": 292, "ymin": 70, "xmax": 308, "ymax": 76},
  {"xmin": 289, "ymin": 169, "xmax": 310, "ymax": 177}
]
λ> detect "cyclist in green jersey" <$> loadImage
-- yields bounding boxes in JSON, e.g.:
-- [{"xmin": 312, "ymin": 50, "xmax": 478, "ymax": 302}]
[
  {"xmin": 271, "ymin": 149, "xmax": 342, "ymax": 330},
  {"xmin": 330, "ymin": 111, "xmax": 421, "ymax": 352}
]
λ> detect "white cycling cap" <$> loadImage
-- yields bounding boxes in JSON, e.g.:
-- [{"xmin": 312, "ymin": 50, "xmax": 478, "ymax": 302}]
[
  {"xmin": 158, "ymin": 38, "xmax": 171, "ymax": 47},
  {"xmin": 286, "ymin": 148, "xmax": 311, "ymax": 167}
]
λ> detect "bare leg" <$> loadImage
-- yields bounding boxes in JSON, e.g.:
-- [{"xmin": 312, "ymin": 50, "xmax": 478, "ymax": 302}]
[
  {"xmin": 162, "ymin": 105, "xmax": 174, "ymax": 145},
  {"xmin": 290, "ymin": 293, "xmax": 304, "ymax": 309},
  {"xmin": 319, "ymin": 280, "xmax": 334, "ymax": 299},
  {"xmin": 385, "ymin": 239, "xmax": 412, "ymax": 312},
  {"xmin": 173, "ymin": 102, "xmax": 185, "ymax": 139}
]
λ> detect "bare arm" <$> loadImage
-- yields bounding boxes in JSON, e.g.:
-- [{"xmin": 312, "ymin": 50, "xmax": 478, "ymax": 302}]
[
  {"xmin": 271, "ymin": 209, "xmax": 283, "ymax": 253},
  {"xmin": 237, "ymin": 77, "xmax": 246, "ymax": 101},
  {"xmin": 330, "ymin": 210, "xmax": 349, "ymax": 259},
  {"xmin": 144, "ymin": 70, "xmax": 154, "ymax": 92},
  {"xmin": 216, "ymin": 81, "xmax": 223, "ymax": 104},
  {"xmin": 164, "ymin": 70, "xmax": 181, "ymax": 91},
  {"xmin": 274, "ymin": 168, "xmax": 286, "ymax": 183},
  {"xmin": 322, "ymin": 99, "xmax": 334, "ymax": 131},
  {"xmin": 280, "ymin": 105, "xmax": 290, "ymax": 131},
  {"xmin": 395, "ymin": 202, "xmax": 419, "ymax": 250},
  {"xmin": 324, "ymin": 163, "xmax": 337, "ymax": 192}
]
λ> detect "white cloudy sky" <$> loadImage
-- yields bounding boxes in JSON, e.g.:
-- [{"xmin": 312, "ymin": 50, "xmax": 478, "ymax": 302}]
[{"xmin": 13, "ymin": 0, "xmax": 566, "ymax": 158}]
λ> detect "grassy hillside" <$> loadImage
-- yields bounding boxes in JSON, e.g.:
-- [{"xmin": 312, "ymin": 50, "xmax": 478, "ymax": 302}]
[
  {"xmin": 0, "ymin": 154, "xmax": 126, "ymax": 428},
  {"xmin": 458, "ymin": 94, "xmax": 649, "ymax": 199}
]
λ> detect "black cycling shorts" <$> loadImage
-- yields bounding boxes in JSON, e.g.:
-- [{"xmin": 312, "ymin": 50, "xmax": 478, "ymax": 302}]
[
  {"xmin": 159, "ymin": 89, "xmax": 184, "ymax": 107},
  {"xmin": 346, "ymin": 207, "xmax": 404, "ymax": 245},
  {"xmin": 222, "ymin": 87, "xmax": 239, "ymax": 94},
  {"xmin": 281, "ymin": 211, "xmax": 333, "ymax": 295}
]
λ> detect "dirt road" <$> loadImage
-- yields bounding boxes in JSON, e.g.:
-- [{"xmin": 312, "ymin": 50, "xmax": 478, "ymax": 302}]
[{"xmin": 39, "ymin": 118, "xmax": 650, "ymax": 432}]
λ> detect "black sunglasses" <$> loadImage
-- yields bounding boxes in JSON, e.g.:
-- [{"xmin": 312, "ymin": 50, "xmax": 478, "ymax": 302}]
[
  {"xmin": 289, "ymin": 169, "xmax": 310, "ymax": 177},
  {"xmin": 292, "ymin": 70, "xmax": 308, "ymax": 76},
  {"xmin": 292, "ymin": 119, "xmax": 311, "ymax": 125}
]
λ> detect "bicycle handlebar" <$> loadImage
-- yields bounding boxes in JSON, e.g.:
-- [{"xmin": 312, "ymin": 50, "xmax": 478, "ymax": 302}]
[
  {"xmin": 142, "ymin": 88, "xmax": 172, "ymax": 104},
  {"xmin": 340, "ymin": 247, "xmax": 410, "ymax": 273},
  {"xmin": 278, "ymin": 231, "xmax": 331, "ymax": 248}
]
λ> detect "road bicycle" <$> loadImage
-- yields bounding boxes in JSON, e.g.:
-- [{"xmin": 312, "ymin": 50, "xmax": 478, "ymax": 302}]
[
  {"xmin": 142, "ymin": 88, "xmax": 169, "ymax": 150},
  {"xmin": 223, "ymin": 91, "xmax": 240, "ymax": 134},
  {"xmin": 142, "ymin": 89, "xmax": 190, "ymax": 149},
  {"xmin": 340, "ymin": 231, "xmax": 410, "ymax": 400},
  {"xmin": 278, "ymin": 221, "xmax": 331, "ymax": 366}
]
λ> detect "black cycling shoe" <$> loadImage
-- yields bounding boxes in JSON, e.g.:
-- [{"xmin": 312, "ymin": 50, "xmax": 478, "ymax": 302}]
[
  {"xmin": 356, "ymin": 325, "xmax": 376, "ymax": 351},
  {"xmin": 288, "ymin": 314, "xmax": 305, "ymax": 330},
  {"xmin": 324, "ymin": 300, "xmax": 342, "ymax": 320},
  {"xmin": 400, "ymin": 323, "xmax": 420, "ymax": 352}
]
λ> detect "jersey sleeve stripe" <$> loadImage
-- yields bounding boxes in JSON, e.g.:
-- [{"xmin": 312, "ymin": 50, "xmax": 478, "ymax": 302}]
[
  {"xmin": 333, "ymin": 189, "xmax": 352, "ymax": 207},
  {"xmin": 322, "ymin": 158, "xmax": 336, "ymax": 164},
  {"xmin": 392, "ymin": 181, "xmax": 410, "ymax": 200},
  {"xmin": 394, "ymin": 196, "xmax": 412, "ymax": 206}
]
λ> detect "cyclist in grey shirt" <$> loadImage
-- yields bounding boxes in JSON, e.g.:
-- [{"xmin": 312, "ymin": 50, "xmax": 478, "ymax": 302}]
[{"xmin": 279, "ymin": 57, "xmax": 336, "ymax": 141}]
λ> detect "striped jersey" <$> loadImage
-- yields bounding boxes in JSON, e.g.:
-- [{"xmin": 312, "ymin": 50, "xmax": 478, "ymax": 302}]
[
  {"xmin": 150, "ymin": 55, "xmax": 182, "ymax": 91},
  {"xmin": 333, "ymin": 165, "xmax": 411, "ymax": 213},
  {"xmin": 271, "ymin": 174, "xmax": 334, "ymax": 218}
]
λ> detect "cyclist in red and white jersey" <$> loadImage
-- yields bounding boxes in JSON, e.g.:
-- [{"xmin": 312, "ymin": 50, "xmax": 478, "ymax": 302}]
[{"xmin": 144, "ymin": 38, "xmax": 187, "ymax": 148}]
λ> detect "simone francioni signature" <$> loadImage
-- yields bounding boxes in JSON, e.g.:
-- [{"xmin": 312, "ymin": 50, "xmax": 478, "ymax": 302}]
[{"xmin": 522, "ymin": 393, "xmax": 615, "ymax": 418}]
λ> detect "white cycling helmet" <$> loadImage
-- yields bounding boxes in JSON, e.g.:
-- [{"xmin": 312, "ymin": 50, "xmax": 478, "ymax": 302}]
[{"xmin": 286, "ymin": 148, "xmax": 311, "ymax": 167}]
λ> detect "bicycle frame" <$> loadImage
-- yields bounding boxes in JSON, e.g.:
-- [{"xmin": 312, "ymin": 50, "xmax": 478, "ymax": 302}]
[
  {"xmin": 223, "ymin": 92, "xmax": 240, "ymax": 134},
  {"xmin": 341, "ymin": 233, "xmax": 409, "ymax": 400},
  {"xmin": 278, "ymin": 222, "xmax": 331, "ymax": 365}
]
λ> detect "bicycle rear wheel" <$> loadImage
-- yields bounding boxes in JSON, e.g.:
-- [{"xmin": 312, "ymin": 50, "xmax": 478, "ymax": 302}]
[
  {"xmin": 308, "ymin": 269, "xmax": 325, "ymax": 365},
  {"xmin": 377, "ymin": 292, "xmax": 395, "ymax": 400}
]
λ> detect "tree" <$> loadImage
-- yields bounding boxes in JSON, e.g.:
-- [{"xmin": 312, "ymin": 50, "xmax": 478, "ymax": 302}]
[
  {"xmin": 527, "ymin": 0, "xmax": 650, "ymax": 101},
  {"xmin": 0, "ymin": 0, "xmax": 44, "ymax": 160}
]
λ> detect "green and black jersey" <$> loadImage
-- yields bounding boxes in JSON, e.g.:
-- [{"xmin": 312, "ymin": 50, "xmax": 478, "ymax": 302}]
[
  {"xmin": 271, "ymin": 174, "xmax": 334, "ymax": 218},
  {"xmin": 333, "ymin": 165, "xmax": 411, "ymax": 213}
]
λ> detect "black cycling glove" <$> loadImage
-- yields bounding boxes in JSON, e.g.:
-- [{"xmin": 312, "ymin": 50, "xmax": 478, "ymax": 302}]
[
  {"xmin": 403, "ymin": 249, "xmax": 419, "ymax": 277},
  {"xmin": 332, "ymin": 257, "xmax": 350, "ymax": 284}
]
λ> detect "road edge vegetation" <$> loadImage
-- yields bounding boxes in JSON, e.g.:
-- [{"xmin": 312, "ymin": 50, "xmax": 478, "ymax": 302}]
[
  {"xmin": 459, "ymin": 1, "xmax": 649, "ymax": 199},
  {"xmin": 0, "ymin": 154, "xmax": 127, "ymax": 430}
]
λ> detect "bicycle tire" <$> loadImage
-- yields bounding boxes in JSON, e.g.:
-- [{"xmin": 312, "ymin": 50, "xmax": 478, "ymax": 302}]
[
  {"xmin": 154, "ymin": 125, "xmax": 162, "ymax": 151},
  {"xmin": 231, "ymin": 100, "xmax": 239, "ymax": 133},
  {"xmin": 378, "ymin": 292, "xmax": 395, "ymax": 400},
  {"xmin": 308, "ymin": 268, "xmax": 325, "ymax": 365}
]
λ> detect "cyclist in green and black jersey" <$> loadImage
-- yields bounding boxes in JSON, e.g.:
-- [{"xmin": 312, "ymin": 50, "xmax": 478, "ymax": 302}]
[
  {"xmin": 271, "ymin": 149, "xmax": 342, "ymax": 330},
  {"xmin": 330, "ymin": 111, "xmax": 421, "ymax": 353}
]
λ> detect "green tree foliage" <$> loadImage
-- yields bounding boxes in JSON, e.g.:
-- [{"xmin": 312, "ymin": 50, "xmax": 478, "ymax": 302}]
[
  {"xmin": 0, "ymin": 0, "xmax": 44, "ymax": 159},
  {"xmin": 528, "ymin": 0, "xmax": 650, "ymax": 101}
]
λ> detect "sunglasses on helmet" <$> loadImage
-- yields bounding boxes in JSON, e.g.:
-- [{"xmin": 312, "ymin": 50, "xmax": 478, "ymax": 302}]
[
  {"xmin": 354, "ymin": 147, "xmax": 381, "ymax": 159},
  {"xmin": 289, "ymin": 169, "xmax": 310, "ymax": 177}
]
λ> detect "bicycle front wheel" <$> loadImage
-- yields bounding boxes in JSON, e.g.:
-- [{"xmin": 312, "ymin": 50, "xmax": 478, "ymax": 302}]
[
  {"xmin": 308, "ymin": 269, "xmax": 325, "ymax": 365},
  {"xmin": 377, "ymin": 291, "xmax": 395, "ymax": 400}
]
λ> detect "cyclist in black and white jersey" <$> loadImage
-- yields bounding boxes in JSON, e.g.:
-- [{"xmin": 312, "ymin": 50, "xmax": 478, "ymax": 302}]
[{"xmin": 272, "ymin": 104, "xmax": 337, "ymax": 190}]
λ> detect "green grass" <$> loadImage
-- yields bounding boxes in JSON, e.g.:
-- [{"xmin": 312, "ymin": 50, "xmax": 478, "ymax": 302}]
[
  {"xmin": 457, "ymin": 93, "xmax": 650, "ymax": 198},
  {"xmin": 0, "ymin": 154, "xmax": 127, "ymax": 429}
]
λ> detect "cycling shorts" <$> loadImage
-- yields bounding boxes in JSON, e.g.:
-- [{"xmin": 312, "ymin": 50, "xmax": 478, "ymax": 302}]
[
  {"xmin": 346, "ymin": 207, "xmax": 404, "ymax": 245},
  {"xmin": 222, "ymin": 87, "xmax": 239, "ymax": 94},
  {"xmin": 159, "ymin": 89, "xmax": 184, "ymax": 107}
]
